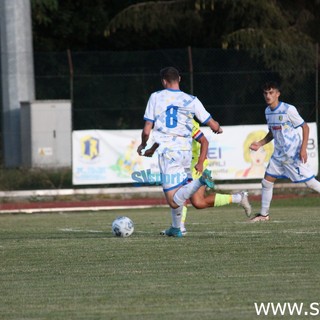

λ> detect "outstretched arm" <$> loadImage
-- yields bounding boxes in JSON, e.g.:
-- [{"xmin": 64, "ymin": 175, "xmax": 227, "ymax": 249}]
[
  {"xmin": 206, "ymin": 118, "xmax": 223, "ymax": 134},
  {"xmin": 250, "ymin": 130, "xmax": 274, "ymax": 151}
]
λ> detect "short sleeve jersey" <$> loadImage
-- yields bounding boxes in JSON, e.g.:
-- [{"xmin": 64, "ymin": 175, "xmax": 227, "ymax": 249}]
[
  {"xmin": 265, "ymin": 101, "xmax": 305, "ymax": 161},
  {"xmin": 144, "ymin": 89, "xmax": 211, "ymax": 151}
]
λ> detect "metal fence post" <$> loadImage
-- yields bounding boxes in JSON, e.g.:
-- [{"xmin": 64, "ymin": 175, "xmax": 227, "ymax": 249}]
[
  {"xmin": 188, "ymin": 46, "xmax": 194, "ymax": 95},
  {"xmin": 316, "ymin": 43, "xmax": 319, "ymax": 178},
  {"xmin": 67, "ymin": 49, "xmax": 74, "ymax": 131}
]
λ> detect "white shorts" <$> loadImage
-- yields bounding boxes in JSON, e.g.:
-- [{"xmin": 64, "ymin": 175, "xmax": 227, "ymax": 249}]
[
  {"xmin": 266, "ymin": 157, "xmax": 315, "ymax": 183},
  {"xmin": 158, "ymin": 149, "xmax": 192, "ymax": 192}
]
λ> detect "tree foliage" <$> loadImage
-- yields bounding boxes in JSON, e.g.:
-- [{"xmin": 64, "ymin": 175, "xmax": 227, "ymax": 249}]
[
  {"xmin": 31, "ymin": 0, "xmax": 319, "ymax": 51},
  {"xmin": 31, "ymin": 0, "xmax": 112, "ymax": 51},
  {"xmin": 102, "ymin": 0, "xmax": 319, "ymax": 83},
  {"xmin": 29, "ymin": 0, "xmax": 319, "ymax": 130},
  {"xmin": 105, "ymin": 0, "xmax": 204, "ymax": 36},
  {"xmin": 218, "ymin": 0, "xmax": 316, "ymax": 83},
  {"xmin": 31, "ymin": 0, "xmax": 319, "ymax": 85}
]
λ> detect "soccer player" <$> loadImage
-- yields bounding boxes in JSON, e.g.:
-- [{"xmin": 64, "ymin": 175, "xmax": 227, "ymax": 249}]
[
  {"xmin": 143, "ymin": 119, "xmax": 252, "ymax": 235},
  {"xmin": 137, "ymin": 66, "xmax": 222, "ymax": 237},
  {"xmin": 249, "ymin": 81, "xmax": 320, "ymax": 222}
]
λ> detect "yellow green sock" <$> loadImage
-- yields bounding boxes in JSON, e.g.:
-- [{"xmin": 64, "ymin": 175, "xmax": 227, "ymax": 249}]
[
  {"xmin": 214, "ymin": 193, "xmax": 232, "ymax": 207},
  {"xmin": 181, "ymin": 206, "xmax": 187, "ymax": 224}
]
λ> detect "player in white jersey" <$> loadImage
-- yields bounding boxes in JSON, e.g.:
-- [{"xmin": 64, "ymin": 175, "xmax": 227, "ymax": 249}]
[
  {"xmin": 249, "ymin": 82, "xmax": 320, "ymax": 222},
  {"xmin": 137, "ymin": 66, "xmax": 222, "ymax": 237}
]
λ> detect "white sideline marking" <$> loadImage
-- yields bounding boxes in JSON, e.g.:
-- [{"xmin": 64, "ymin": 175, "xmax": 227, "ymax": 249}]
[
  {"xmin": 202, "ymin": 230, "xmax": 320, "ymax": 235},
  {"xmin": 58, "ymin": 228, "xmax": 320, "ymax": 236},
  {"xmin": 0, "ymin": 204, "xmax": 167, "ymax": 214},
  {"xmin": 0, "ymin": 182, "xmax": 308, "ymax": 214},
  {"xmin": 59, "ymin": 228, "xmax": 103, "ymax": 233},
  {"xmin": 0, "ymin": 182, "xmax": 305, "ymax": 198}
]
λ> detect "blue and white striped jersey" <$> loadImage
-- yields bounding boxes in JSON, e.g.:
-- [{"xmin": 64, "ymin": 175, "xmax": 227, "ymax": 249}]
[
  {"xmin": 265, "ymin": 101, "xmax": 305, "ymax": 161},
  {"xmin": 144, "ymin": 88, "xmax": 211, "ymax": 151}
]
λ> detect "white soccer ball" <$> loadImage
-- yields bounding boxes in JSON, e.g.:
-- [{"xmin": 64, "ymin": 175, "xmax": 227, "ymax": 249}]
[{"xmin": 111, "ymin": 216, "xmax": 134, "ymax": 237}]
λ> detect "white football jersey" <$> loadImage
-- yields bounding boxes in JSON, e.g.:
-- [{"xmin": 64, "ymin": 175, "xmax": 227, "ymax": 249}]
[
  {"xmin": 144, "ymin": 88, "xmax": 211, "ymax": 151},
  {"xmin": 265, "ymin": 101, "xmax": 305, "ymax": 161}
]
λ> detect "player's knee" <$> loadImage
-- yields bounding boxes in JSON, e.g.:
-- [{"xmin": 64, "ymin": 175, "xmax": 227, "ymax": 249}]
[
  {"xmin": 262, "ymin": 178, "xmax": 274, "ymax": 190},
  {"xmin": 190, "ymin": 195, "xmax": 210, "ymax": 209},
  {"xmin": 191, "ymin": 198, "xmax": 205, "ymax": 209},
  {"xmin": 192, "ymin": 202, "xmax": 206, "ymax": 209},
  {"xmin": 165, "ymin": 191, "xmax": 180, "ymax": 208},
  {"xmin": 168, "ymin": 197, "xmax": 180, "ymax": 209},
  {"xmin": 170, "ymin": 202, "xmax": 179, "ymax": 209},
  {"xmin": 172, "ymin": 192, "xmax": 184, "ymax": 207}
]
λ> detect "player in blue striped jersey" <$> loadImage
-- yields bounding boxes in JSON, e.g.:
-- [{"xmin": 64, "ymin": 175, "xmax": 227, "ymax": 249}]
[
  {"xmin": 250, "ymin": 82, "xmax": 320, "ymax": 222},
  {"xmin": 138, "ymin": 67, "xmax": 252, "ymax": 236}
]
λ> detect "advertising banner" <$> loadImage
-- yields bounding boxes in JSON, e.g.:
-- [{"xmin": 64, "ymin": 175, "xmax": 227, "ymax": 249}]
[
  {"xmin": 201, "ymin": 123, "xmax": 318, "ymax": 180},
  {"xmin": 72, "ymin": 130, "xmax": 157, "ymax": 185},
  {"xmin": 72, "ymin": 124, "xmax": 318, "ymax": 185}
]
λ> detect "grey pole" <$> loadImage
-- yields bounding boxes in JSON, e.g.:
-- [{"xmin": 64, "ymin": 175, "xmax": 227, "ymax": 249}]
[{"xmin": 0, "ymin": 0, "xmax": 35, "ymax": 167}]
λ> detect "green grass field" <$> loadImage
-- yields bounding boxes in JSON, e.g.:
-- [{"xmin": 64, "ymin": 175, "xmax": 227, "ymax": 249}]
[{"xmin": 0, "ymin": 197, "xmax": 319, "ymax": 320}]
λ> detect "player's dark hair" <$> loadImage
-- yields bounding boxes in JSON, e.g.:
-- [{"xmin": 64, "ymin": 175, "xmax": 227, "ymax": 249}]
[
  {"xmin": 263, "ymin": 81, "xmax": 281, "ymax": 91},
  {"xmin": 160, "ymin": 67, "xmax": 180, "ymax": 83}
]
